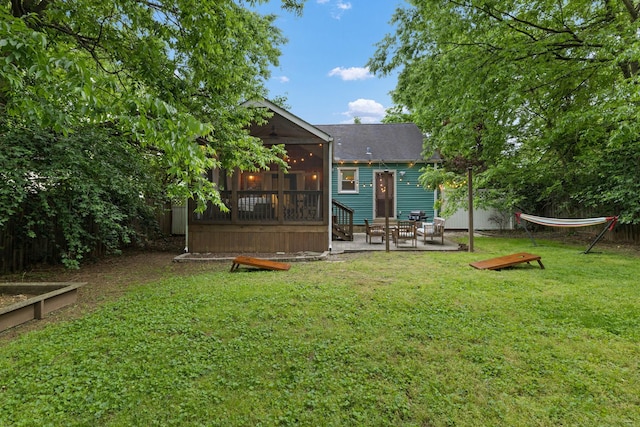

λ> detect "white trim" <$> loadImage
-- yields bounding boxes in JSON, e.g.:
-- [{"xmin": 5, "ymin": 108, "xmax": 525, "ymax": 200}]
[{"xmin": 337, "ymin": 167, "xmax": 359, "ymax": 194}]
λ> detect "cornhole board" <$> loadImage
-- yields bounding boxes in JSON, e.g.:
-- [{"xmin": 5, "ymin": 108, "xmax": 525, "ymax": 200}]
[
  {"xmin": 230, "ymin": 256, "xmax": 291, "ymax": 272},
  {"xmin": 470, "ymin": 252, "xmax": 544, "ymax": 270}
]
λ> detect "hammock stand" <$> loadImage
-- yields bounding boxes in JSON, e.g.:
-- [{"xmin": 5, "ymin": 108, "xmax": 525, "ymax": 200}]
[{"xmin": 515, "ymin": 213, "xmax": 619, "ymax": 254}]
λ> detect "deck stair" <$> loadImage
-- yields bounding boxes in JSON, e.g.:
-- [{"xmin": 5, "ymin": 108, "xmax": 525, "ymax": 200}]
[{"xmin": 332, "ymin": 199, "xmax": 354, "ymax": 241}]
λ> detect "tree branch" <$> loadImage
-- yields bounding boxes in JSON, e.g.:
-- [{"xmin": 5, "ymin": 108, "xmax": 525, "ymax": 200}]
[
  {"xmin": 620, "ymin": 0, "xmax": 639, "ymax": 21},
  {"xmin": 11, "ymin": 0, "xmax": 52, "ymax": 17}
]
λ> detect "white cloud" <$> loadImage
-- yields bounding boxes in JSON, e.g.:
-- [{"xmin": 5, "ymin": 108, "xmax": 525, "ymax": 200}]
[
  {"xmin": 276, "ymin": 76, "xmax": 290, "ymax": 83},
  {"xmin": 331, "ymin": 2, "xmax": 351, "ymax": 19},
  {"xmin": 328, "ymin": 66, "xmax": 374, "ymax": 81},
  {"xmin": 318, "ymin": 0, "xmax": 352, "ymax": 19},
  {"xmin": 337, "ymin": 1, "xmax": 352, "ymax": 11},
  {"xmin": 342, "ymin": 98, "xmax": 386, "ymax": 123}
]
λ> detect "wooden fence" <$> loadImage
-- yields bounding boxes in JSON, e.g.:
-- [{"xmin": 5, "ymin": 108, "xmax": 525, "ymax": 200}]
[{"xmin": 1, "ymin": 206, "xmax": 166, "ymax": 274}]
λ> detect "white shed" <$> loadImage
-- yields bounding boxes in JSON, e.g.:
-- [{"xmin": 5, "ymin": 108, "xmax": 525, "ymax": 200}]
[{"xmin": 445, "ymin": 206, "xmax": 514, "ymax": 231}]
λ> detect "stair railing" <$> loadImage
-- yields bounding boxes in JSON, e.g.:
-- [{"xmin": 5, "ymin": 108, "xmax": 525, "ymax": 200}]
[{"xmin": 332, "ymin": 199, "xmax": 354, "ymax": 241}]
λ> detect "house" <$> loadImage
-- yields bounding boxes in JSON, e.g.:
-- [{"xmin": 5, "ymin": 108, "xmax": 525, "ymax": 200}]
[
  {"xmin": 317, "ymin": 123, "xmax": 439, "ymax": 226},
  {"xmin": 184, "ymin": 100, "xmax": 440, "ymax": 254}
]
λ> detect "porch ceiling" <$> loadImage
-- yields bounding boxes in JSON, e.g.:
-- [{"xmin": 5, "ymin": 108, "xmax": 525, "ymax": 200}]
[
  {"xmin": 249, "ymin": 114, "xmax": 324, "ymax": 141},
  {"xmin": 243, "ymin": 98, "xmax": 332, "ymax": 143}
]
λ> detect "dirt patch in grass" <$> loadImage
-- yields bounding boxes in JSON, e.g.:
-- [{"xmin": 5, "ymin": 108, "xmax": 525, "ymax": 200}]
[
  {"xmin": 0, "ymin": 237, "xmax": 354, "ymax": 342},
  {"xmin": 0, "ymin": 238, "xmax": 219, "ymax": 341},
  {"xmin": 1, "ymin": 233, "xmax": 635, "ymax": 341},
  {"xmin": 479, "ymin": 229, "xmax": 640, "ymax": 256}
]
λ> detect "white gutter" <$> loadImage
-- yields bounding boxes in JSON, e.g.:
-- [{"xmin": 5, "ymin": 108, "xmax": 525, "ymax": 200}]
[{"xmin": 184, "ymin": 197, "xmax": 189, "ymax": 253}]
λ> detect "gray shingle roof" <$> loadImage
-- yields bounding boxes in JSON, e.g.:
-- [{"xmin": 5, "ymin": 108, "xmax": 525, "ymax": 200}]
[{"xmin": 315, "ymin": 123, "xmax": 425, "ymax": 163}]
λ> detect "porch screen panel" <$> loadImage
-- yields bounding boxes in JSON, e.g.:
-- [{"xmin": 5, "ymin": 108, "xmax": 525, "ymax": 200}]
[
  {"xmin": 195, "ymin": 143, "xmax": 325, "ymax": 223},
  {"xmin": 282, "ymin": 143, "xmax": 324, "ymax": 222}
]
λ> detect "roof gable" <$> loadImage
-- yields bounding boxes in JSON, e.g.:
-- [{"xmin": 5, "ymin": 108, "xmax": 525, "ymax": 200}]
[
  {"xmin": 243, "ymin": 99, "xmax": 333, "ymax": 143},
  {"xmin": 316, "ymin": 123, "xmax": 425, "ymax": 163}
]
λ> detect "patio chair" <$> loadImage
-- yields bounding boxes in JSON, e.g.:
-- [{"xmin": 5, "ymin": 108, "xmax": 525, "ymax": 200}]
[
  {"xmin": 393, "ymin": 220, "xmax": 417, "ymax": 248},
  {"xmin": 364, "ymin": 219, "xmax": 385, "ymax": 244},
  {"xmin": 417, "ymin": 217, "xmax": 445, "ymax": 244}
]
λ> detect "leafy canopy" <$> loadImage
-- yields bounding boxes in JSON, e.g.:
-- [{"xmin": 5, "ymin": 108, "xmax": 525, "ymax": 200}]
[
  {"xmin": 370, "ymin": 0, "xmax": 640, "ymax": 222},
  {"xmin": 1, "ymin": 0, "xmax": 306, "ymax": 207}
]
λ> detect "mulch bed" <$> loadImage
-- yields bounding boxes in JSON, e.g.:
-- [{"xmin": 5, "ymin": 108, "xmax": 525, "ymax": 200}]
[{"xmin": 0, "ymin": 293, "xmax": 37, "ymax": 309}]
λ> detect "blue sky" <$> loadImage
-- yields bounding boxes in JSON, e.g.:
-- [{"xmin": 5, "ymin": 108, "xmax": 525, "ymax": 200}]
[{"xmin": 253, "ymin": 0, "xmax": 405, "ymax": 125}]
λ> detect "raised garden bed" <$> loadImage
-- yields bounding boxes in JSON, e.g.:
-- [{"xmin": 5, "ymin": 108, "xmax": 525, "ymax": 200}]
[{"xmin": 0, "ymin": 282, "xmax": 86, "ymax": 332}]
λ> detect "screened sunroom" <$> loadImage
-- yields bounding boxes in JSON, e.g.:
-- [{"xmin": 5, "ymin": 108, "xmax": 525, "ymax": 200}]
[{"xmin": 187, "ymin": 99, "xmax": 333, "ymax": 254}]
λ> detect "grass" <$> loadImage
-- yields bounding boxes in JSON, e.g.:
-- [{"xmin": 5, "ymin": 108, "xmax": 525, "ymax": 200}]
[{"xmin": 1, "ymin": 237, "xmax": 639, "ymax": 426}]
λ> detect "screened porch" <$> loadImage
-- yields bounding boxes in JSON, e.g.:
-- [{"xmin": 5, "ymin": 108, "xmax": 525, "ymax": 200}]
[{"xmin": 192, "ymin": 143, "xmax": 326, "ymax": 224}]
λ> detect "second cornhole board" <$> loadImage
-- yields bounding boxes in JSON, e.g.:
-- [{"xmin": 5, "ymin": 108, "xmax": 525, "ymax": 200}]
[{"xmin": 470, "ymin": 252, "xmax": 544, "ymax": 270}]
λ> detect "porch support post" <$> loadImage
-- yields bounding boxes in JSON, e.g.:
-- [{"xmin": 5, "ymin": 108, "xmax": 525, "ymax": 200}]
[
  {"xmin": 328, "ymin": 141, "xmax": 333, "ymax": 252},
  {"xmin": 384, "ymin": 170, "xmax": 391, "ymax": 252}
]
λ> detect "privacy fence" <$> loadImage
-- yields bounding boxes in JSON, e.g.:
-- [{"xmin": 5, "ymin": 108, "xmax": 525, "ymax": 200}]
[{"xmin": 1, "ymin": 207, "xmax": 166, "ymax": 275}]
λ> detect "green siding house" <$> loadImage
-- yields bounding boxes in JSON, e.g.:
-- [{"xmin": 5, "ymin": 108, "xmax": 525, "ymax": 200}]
[{"xmin": 317, "ymin": 123, "xmax": 439, "ymax": 225}]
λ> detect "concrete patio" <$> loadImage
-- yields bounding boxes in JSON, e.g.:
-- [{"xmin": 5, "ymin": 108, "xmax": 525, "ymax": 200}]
[{"xmin": 330, "ymin": 232, "xmax": 462, "ymax": 254}]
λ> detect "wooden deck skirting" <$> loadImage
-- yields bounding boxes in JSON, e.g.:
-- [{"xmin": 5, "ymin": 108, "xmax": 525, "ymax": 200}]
[
  {"xmin": 189, "ymin": 224, "xmax": 328, "ymax": 254},
  {"xmin": 470, "ymin": 252, "xmax": 544, "ymax": 270},
  {"xmin": 230, "ymin": 256, "xmax": 291, "ymax": 272}
]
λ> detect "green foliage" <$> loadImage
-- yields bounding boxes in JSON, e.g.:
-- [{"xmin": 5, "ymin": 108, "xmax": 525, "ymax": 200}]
[
  {"xmin": 0, "ymin": 0, "xmax": 309, "ymax": 269},
  {"xmin": 369, "ymin": 1, "xmax": 640, "ymax": 222},
  {"xmin": 1, "ymin": 239, "xmax": 640, "ymax": 425},
  {"xmin": 1, "ymin": 0, "xmax": 305, "ymax": 211},
  {"xmin": 0, "ymin": 122, "xmax": 163, "ymax": 268}
]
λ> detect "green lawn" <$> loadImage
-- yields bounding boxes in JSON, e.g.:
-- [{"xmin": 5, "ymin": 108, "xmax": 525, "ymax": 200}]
[{"xmin": 1, "ymin": 237, "xmax": 639, "ymax": 426}]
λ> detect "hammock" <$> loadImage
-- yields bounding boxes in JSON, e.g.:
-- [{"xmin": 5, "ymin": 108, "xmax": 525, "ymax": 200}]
[{"xmin": 515, "ymin": 212, "xmax": 619, "ymax": 254}]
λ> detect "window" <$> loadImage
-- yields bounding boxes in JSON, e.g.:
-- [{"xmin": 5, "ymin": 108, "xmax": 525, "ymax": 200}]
[{"xmin": 338, "ymin": 168, "xmax": 358, "ymax": 194}]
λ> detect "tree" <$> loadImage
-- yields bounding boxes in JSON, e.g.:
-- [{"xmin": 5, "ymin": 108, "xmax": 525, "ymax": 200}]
[
  {"xmin": 0, "ymin": 122, "xmax": 165, "ymax": 268},
  {"xmin": 369, "ymin": 0, "xmax": 640, "ymax": 223},
  {"xmin": 0, "ymin": 0, "xmax": 308, "ymax": 269},
  {"xmin": 1, "ymin": 0, "xmax": 306, "ymax": 206}
]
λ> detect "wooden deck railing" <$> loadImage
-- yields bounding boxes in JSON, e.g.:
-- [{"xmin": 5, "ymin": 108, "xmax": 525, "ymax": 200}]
[{"xmin": 193, "ymin": 191, "xmax": 323, "ymax": 223}]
